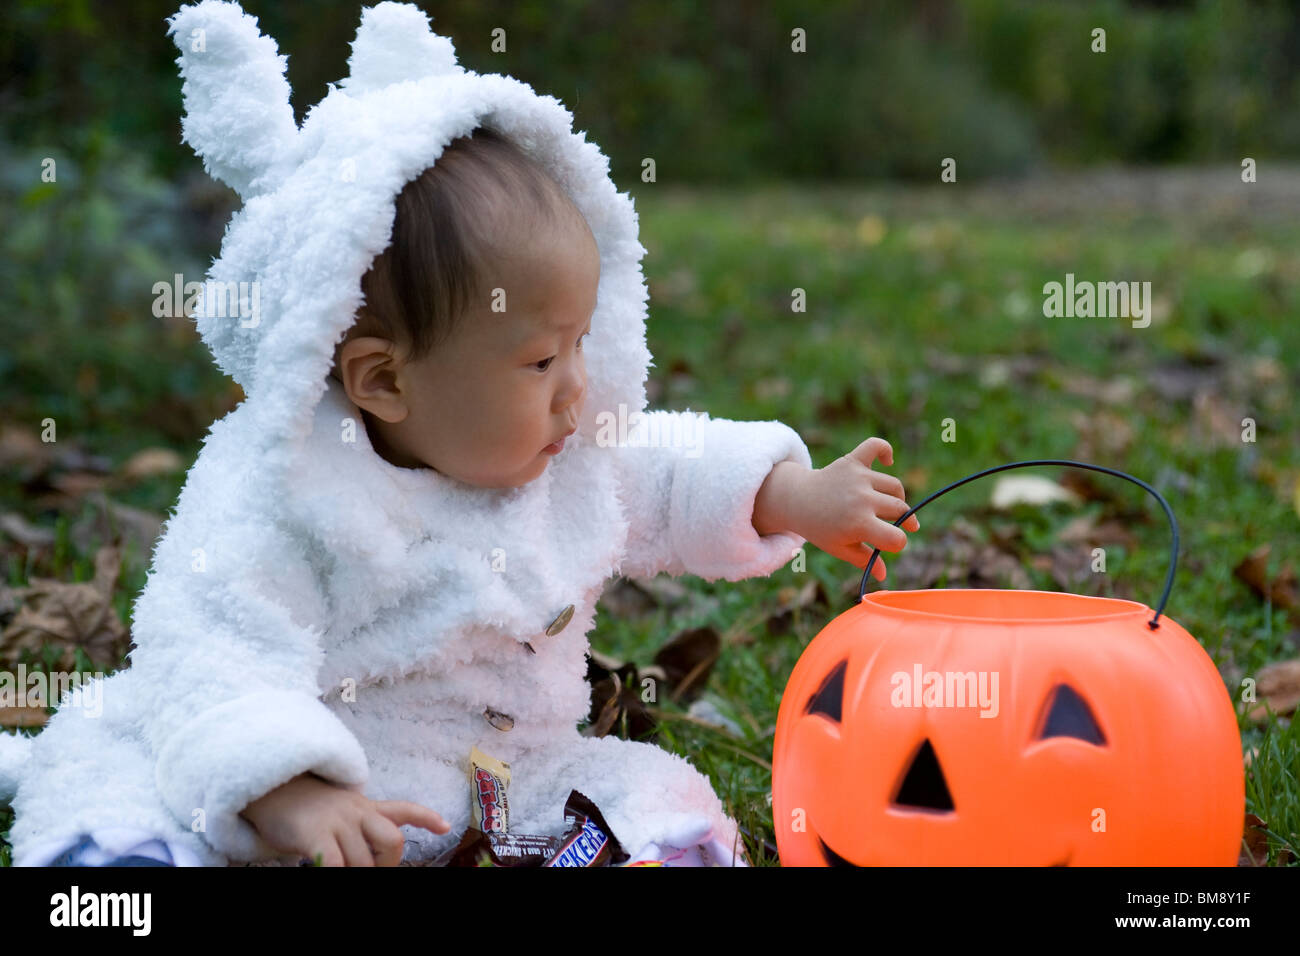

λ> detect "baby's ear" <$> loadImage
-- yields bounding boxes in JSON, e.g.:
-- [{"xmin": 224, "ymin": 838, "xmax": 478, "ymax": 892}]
[{"xmin": 165, "ymin": 1, "xmax": 300, "ymax": 200}]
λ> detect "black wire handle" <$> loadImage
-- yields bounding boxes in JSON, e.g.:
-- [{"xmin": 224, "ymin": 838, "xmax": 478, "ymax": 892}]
[{"xmin": 858, "ymin": 459, "xmax": 1180, "ymax": 630}]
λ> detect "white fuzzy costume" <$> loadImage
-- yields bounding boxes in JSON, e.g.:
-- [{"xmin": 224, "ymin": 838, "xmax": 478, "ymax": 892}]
[{"xmin": 0, "ymin": 0, "xmax": 811, "ymax": 867}]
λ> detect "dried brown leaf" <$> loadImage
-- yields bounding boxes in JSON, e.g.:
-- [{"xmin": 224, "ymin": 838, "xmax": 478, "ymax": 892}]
[
  {"xmin": 0, "ymin": 545, "xmax": 128, "ymax": 670},
  {"xmin": 0, "ymin": 706, "xmax": 48, "ymax": 729},
  {"xmin": 1068, "ymin": 409, "xmax": 1136, "ymax": 460},
  {"xmin": 1233, "ymin": 544, "xmax": 1298, "ymax": 610},
  {"xmin": 1246, "ymin": 658, "xmax": 1300, "ymax": 721},
  {"xmin": 596, "ymin": 578, "xmax": 657, "ymax": 618},
  {"xmin": 0, "ymin": 425, "xmax": 54, "ymax": 478},
  {"xmin": 1239, "ymin": 812, "xmax": 1271, "ymax": 866},
  {"xmin": 654, "ymin": 626, "xmax": 721, "ymax": 704},
  {"xmin": 765, "ymin": 578, "xmax": 828, "ymax": 636},
  {"xmin": 49, "ymin": 472, "xmax": 110, "ymax": 498},
  {"xmin": 119, "ymin": 447, "xmax": 185, "ymax": 481},
  {"xmin": 0, "ymin": 513, "xmax": 56, "ymax": 549},
  {"xmin": 1192, "ymin": 391, "xmax": 1248, "ymax": 449}
]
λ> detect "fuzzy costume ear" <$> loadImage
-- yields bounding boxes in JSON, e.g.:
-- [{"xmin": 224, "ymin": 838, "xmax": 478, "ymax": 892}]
[
  {"xmin": 166, "ymin": 1, "xmax": 299, "ymax": 200},
  {"xmin": 337, "ymin": 1, "xmax": 463, "ymax": 95}
]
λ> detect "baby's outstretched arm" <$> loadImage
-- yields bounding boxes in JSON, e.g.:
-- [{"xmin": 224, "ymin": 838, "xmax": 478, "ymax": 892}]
[
  {"xmin": 609, "ymin": 408, "xmax": 814, "ymax": 583},
  {"xmin": 239, "ymin": 772, "xmax": 450, "ymax": 867},
  {"xmin": 753, "ymin": 437, "xmax": 919, "ymax": 580}
]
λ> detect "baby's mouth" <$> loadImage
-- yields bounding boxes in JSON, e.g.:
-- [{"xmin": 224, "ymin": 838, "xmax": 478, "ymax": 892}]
[{"xmin": 545, "ymin": 426, "xmax": 577, "ymax": 453}]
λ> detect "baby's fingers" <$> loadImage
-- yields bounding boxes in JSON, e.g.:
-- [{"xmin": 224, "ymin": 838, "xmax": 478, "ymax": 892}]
[
  {"xmin": 374, "ymin": 800, "xmax": 452, "ymax": 836},
  {"xmin": 336, "ymin": 823, "xmax": 375, "ymax": 867},
  {"xmin": 863, "ymin": 515, "xmax": 909, "ymax": 553},
  {"xmin": 825, "ymin": 542, "xmax": 887, "ymax": 581},
  {"xmin": 305, "ymin": 839, "xmax": 345, "ymax": 868},
  {"xmin": 361, "ymin": 814, "xmax": 407, "ymax": 867}
]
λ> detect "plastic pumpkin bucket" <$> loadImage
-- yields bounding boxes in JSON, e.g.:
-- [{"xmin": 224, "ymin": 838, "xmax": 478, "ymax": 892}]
[{"xmin": 771, "ymin": 459, "xmax": 1244, "ymax": 866}]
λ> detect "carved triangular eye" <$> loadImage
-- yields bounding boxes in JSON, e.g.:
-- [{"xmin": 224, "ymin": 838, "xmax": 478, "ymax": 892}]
[
  {"xmin": 1037, "ymin": 684, "xmax": 1106, "ymax": 745},
  {"xmin": 893, "ymin": 738, "xmax": 955, "ymax": 812},
  {"xmin": 804, "ymin": 659, "xmax": 847, "ymax": 722}
]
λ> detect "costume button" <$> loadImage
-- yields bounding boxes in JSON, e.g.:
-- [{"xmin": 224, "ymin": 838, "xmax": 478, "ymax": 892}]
[
  {"xmin": 545, "ymin": 604, "xmax": 575, "ymax": 637},
  {"xmin": 484, "ymin": 707, "xmax": 514, "ymax": 732}
]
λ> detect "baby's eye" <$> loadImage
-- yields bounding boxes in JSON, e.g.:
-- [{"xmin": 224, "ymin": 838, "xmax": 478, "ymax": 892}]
[{"xmin": 534, "ymin": 332, "xmax": 589, "ymax": 371}]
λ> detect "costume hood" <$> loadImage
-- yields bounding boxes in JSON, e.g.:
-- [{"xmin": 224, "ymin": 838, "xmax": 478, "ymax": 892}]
[{"xmin": 166, "ymin": 0, "xmax": 652, "ymax": 473}]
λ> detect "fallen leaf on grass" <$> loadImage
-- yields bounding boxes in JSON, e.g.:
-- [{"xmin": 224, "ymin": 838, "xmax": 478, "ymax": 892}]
[
  {"xmin": 1148, "ymin": 353, "xmax": 1226, "ymax": 403},
  {"xmin": 765, "ymin": 578, "xmax": 828, "ymax": 636},
  {"xmin": 0, "ymin": 513, "xmax": 56, "ymax": 549},
  {"xmin": 685, "ymin": 697, "xmax": 742, "ymax": 735},
  {"xmin": 1245, "ymin": 659, "xmax": 1300, "ymax": 721},
  {"xmin": 1058, "ymin": 372, "xmax": 1137, "ymax": 406},
  {"xmin": 119, "ymin": 447, "xmax": 186, "ymax": 481},
  {"xmin": 850, "ymin": 514, "xmax": 1034, "ymax": 592},
  {"xmin": 1029, "ymin": 546, "xmax": 1100, "ymax": 594},
  {"xmin": 653, "ymin": 627, "xmax": 721, "ymax": 704},
  {"xmin": 583, "ymin": 626, "xmax": 723, "ymax": 739},
  {"xmin": 1233, "ymin": 544, "xmax": 1297, "ymax": 610},
  {"xmin": 0, "ymin": 545, "xmax": 130, "ymax": 671},
  {"xmin": 1054, "ymin": 512, "xmax": 1139, "ymax": 550},
  {"xmin": 990, "ymin": 475, "xmax": 1081, "ymax": 508},
  {"xmin": 595, "ymin": 578, "xmax": 658, "ymax": 618},
  {"xmin": 1237, "ymin": 812, "xmax": 1294, "ymax": 866},
  {"xmin": 1191, "ymin": 391, "xmax": 1249, "ymax": 449},
  {"xmin": 48, "ymin": 472, "xmax": 110, "ymax": 498},
  {"xmin": 0, "ymin": 706, "xmax": 48, "ymax": 729},
  {"xmin": 583, "ymin": 652, "xmax": 657, "ymax": 741},
  {"xmin": 1239, "ymin": 812, "xmax": 1271, "ymax": 866},
  {"xmin": 0, "ymin": 425, "xmax": 55, "ymax": 480},
  {"xmin": 73, "ymin": 493, "xmax": 165, "ymax": 563},
  {"xmin": 1068, "ymin": 408, "xmax": 1135, "ymax": 459},
  {"xmin": 595, "ymin": 574, "xmax": 718, "ymax": 620},
  {"xmin": 814, "ymin": 384, "xmax": 862, "ymax": 425}
]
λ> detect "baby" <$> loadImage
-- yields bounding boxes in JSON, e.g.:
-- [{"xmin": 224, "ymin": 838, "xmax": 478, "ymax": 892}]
[{"xmin": 0, "ymin": 1, "xmax": 918, "ymax": 868}]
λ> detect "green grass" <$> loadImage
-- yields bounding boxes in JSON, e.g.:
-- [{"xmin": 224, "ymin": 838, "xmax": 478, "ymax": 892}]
[
  {"xmin": 1, "ymin": 174, "xmax": 1296, "ymax": 866},
  {"xmin": 613, "ymin": 176, "xmax": 1299, "ymax": 866}
]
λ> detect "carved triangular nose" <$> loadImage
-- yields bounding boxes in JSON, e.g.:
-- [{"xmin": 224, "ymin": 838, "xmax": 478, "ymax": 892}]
[{"xmin": 893, "ymin": 738, "xmax": 954, "ymax": 812}]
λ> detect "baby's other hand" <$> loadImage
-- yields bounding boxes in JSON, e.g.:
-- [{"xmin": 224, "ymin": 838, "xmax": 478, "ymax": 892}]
[
  {"xmin": 239, "ymin": 771, "xmax": 452, "ymax": 867},
  {"xmin": 791, "ymin": 437, "xmax": 920, "ymax": 581}
]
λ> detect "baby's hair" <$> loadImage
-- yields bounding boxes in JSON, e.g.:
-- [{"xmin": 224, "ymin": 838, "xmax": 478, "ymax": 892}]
[{"xmin": 333, "ymin": 125, "xmax": 585, "ymax": 376}]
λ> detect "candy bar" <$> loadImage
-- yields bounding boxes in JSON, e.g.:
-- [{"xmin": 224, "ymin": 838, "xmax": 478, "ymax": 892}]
[
  {"xmin": 431, "ymin": 828, "xmax": 564, "ymax": 867},
  {"xmin": 542, "ymin": 790, "xmax": 629, "ymax": 867},
  {"xmin": 469, "ymin": 745, "xmax": 511, "ymax": 834}
]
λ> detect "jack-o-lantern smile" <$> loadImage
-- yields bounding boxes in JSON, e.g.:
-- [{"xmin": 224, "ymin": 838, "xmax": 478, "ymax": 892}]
[{"xmin": 804, "ymin": 666, "xmax": 1094, "ymax": 866}]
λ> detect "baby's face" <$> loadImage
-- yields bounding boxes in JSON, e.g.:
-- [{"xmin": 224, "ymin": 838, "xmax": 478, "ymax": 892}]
[{"xmin": 362, "ymin": 215, "xmax": 599, "ymax": 488}]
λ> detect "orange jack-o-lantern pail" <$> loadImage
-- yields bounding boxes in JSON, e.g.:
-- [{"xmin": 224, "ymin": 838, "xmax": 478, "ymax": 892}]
[{"xmin": 771, "ymin": 460, "xmax": 1244, "ymax": 866}]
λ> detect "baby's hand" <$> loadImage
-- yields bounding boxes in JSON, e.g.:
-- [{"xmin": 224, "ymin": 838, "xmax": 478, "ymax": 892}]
[
  {"xmin": 239, "ymin": 771, "xmax": 451, "ymax": 867},
  {"xmin": 787, "ymin": 437, "xmax": 920, "ymax": 581}
]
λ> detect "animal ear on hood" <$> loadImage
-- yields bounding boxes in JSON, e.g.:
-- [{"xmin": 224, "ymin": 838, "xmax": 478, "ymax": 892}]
[
  {"xmin": 338, "ymin": 1, "xmax": 463, "ymax": 96},
  {"xmin": 165, "ymin": 0, "xmax": 300, "ymax": 200}
]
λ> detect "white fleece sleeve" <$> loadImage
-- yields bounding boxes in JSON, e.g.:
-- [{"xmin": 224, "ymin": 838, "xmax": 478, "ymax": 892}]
[
  {"xmin": 129, "ymin": 511, "xmax": 369, "ymax": 863},
  {"xmin": 611, "ymin": 409, "xmax": 813, "ymax": 582}
]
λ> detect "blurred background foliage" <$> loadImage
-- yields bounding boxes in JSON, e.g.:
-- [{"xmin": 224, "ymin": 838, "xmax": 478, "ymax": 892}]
[
  {"xmin": 7, "ymin": 0, "xmax": 1300, "ymax": 183},
  {"xmin": 4, "ymin": 0, "xmax": 1299, "ymax": 443}
]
